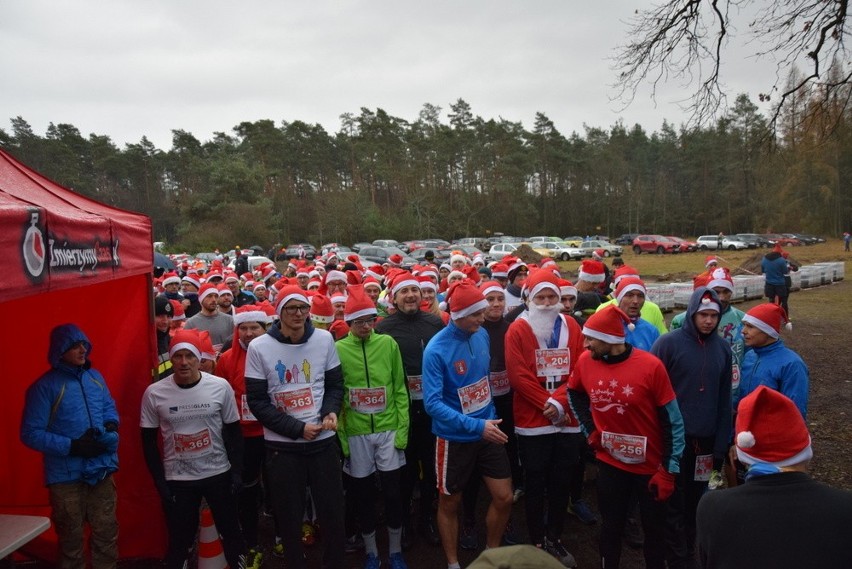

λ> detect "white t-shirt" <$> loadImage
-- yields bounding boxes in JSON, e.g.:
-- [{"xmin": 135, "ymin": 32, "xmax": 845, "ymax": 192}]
[
  {"xmin": 244, "ymin": 328, "xmax": 340, "ymax": 444},
  {"xmin": 140, "ymin": 372, "xmax": 239, "ymax": 481}
]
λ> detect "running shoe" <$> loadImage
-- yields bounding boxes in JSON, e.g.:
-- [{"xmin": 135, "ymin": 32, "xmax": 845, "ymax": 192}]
[
  {"xmin": 567, "ymin": 498, "xmax": 598, "ymax": 525},
  {"xmin": 543, "ymin": 538, "xmax": 578, "ymax": 568}
]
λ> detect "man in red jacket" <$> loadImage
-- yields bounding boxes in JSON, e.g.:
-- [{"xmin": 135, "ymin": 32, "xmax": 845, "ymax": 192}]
[{"xmin": 505, "ymin": 269, "xmax": 584, "ymax": 567}]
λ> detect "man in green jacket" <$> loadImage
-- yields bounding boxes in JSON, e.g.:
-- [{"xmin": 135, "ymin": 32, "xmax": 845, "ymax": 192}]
[{"xmin": 336, "ymin": 285, "xmax": 410, "ymax": 569}]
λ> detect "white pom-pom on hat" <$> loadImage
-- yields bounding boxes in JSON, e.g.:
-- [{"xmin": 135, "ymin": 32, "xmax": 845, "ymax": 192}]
[
  {"xmin": 737, "ymin": 431, "xmax": 756, "ymax": 449},
  {"xmin": 785, "ymin": 321, "xmax": 793, "ymax": 331},
  {"xmin": 627, "ymin": 322, "xmax": 636, "ymax": 332}
]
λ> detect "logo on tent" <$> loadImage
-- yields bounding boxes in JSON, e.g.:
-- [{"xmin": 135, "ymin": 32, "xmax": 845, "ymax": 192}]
[{"xmin": 22, "ymin": 211, "xmax": 46, "ymax": 281}]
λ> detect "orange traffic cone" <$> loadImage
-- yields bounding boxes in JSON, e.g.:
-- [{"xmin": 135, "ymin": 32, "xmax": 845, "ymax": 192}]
[{"xmin": 198, "ymin": 507, "xmax": 228, "ymax": 569}]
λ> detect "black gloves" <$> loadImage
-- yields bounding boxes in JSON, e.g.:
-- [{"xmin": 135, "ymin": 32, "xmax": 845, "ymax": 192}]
[
  {"xmin": 69, "ymin": 428, "xmax": 107, "ymax": 458},
  {"xmin": 104, "ymin": 421, "xmax": 118, "ymax": 433}
]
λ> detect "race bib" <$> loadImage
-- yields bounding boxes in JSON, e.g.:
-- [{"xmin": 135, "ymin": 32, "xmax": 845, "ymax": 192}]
[
  {"xmin": 457, "ymin": 376, "xmax": 491, "ymax": 415},
  {"xmin": 601, "ymin": 431, "xmax": 647, "ymax": 464},
  {"xmin": 174, "ymin": 429, "xmax": 212, "ymax": 456},
  {"xmin": 273, "ymin": 387, "xmax": 316, "ymax": 420},
  {"xmin": 407, "ymin": 375, "xmax": 423, "ymax": 400},
  {"xmin": 489, "ymin": 370, "xmax": 511, "ymax": 397},
  {"xmin": 350, "ymin": 386, "xmax": 387, "ymax": 414},
  {"xmin": 694, "ymin": 454, "xmax": 714, "ymax": 482},
  {"xmin": 535, "ymin": 348, "xmax": 571, "ymax": 377},
  {"xmin": 731, "ymin": 364, "xmax": 741, "ymax": 390},
  {"xmin": 240, "ymin": 394, "xmax": 257, "ymax": 422}
]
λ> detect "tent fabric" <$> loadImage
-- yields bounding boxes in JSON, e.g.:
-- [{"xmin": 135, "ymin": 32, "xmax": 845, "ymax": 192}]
[{"xmin": 0, "ymin": 148, "xmax": 166, "ymax": 561}]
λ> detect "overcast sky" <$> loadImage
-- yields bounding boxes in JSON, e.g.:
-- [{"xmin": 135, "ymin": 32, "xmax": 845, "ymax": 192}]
[{"xmin": 1, "ymin": 1, "xmax": 779, "ymax": 150}]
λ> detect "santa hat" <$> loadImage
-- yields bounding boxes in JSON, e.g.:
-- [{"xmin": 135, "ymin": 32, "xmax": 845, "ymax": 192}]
[
  {"xmin": 439, "ymin": 263, "xmax": 452, "ymax": 273},
  {"xmin": 480, "ymin": 280, "xmax": 505, "ymax": 298},
  {"xmin": 195, "ymin": 330, "xmax": 216, "ymax": 360},
  {"xmin": 216, "ymin": 284, "xmax": 233, "ymax": 298},
  {"xmin": 558, "ymin": 278, "xmax": 577, "ymax": 298},
  {"xmin": 705, "ymin": 255, "xmax": 719, "ymax": 268},
  {"xmin": 388, "ymin": 254, "xmax": 404, "ymax": 267},
  {"xmin": 325, "ymin": 270, "xmax": 347, "ymax": 285},
  {"xmin": 365, "ymin": 265, "xmax": 385, "ymax": 281},
  {"xmin": 523, "ymin": 268, "xmax": 560, "ymax": 300},
  {"xmin": 344, "ymin": 285, "xmax": 378, "ymax": 322},
  {"xmin": 362, "ymin": 276, "xmax": 382, "ymax": 292},
  {"xmin": 274, "ymin": 285, "xmax": 309, "ymax": 316},
  {"xmin": 206, "ymin": 270, "xmax": 224, "ymax": 282},
  {"xmin": 162, "ymin": 272, "xmax": 181, "ymax": 287},
  {"xmin": 224, "ymin": 272, "xmax": 240, "ymax": 284},
  {"xmin": 507, "ymin": 258, "xmax": 528, "ymax": 280},
  {"xmin": 169, "ymin": 299, "xmax": 186, "ymax": 321},
  {"xmin": 592, "ymin": 249, "xmax": 605, "ymax": 261},
  {"xmin": 446, "ymin": 280, "xmax": 488, "ymax": 320},
  {"xmin": 345, "ymin": 270, "xmax": 363, "ymax": 286},
  {"xmin": 472, "ymin": 255, "xmax": 485, "ymax": 266},
  {"xmin": 461, "ymin": 265, "xmax": 481, "ymax": 284},
  {"xmin": 252, "ymin": 282, "xmax": 267, "ymax": 292},
  {"xmin": 309, "ymin": 294, "xmax": 335, "ymax": 324},
  {"xmin": 578, "ymin": 260, "xmax": 605, "ymax": 283},
  {"xmin": 417, "ymin": 275, "xmax": 437, "ymax": 291},
  {"xmin": 307, "ymin": 278, "xmax": 322, "ymax": 290},
  {"xmin": 706, "ymin": 267, "xmax": 734, "ymax": 292},
  {"xmin": 540, "ymin": 258, "xmax": 559, "ymax": 273},
  {"xmin": 330, "ymin": 292, "xmax": 348, "ymax": 306},
  {"xmin": 742, "ymin": 303, "xmax": 791, "ymax": 338},
  {"xmin": 198, "ymin": 283, "xmax": 219, "ymax": 303},
  {"xmin": 259, "ymin": 265, "xmax": 277, "ymax": 283},
  {"xmin": 615, "ymin": 276, "xmax": 646, "ymax": 304},
  {"xmin": 735, "ymin": 386, "xmax": 812, "ymax": 466},
  {"xmin": 583, "ymin": 305, "xmax": 634, "ymax": 343},
  {"xmin": 773, "ymin": 243, "xmax": 784, "ymax": 254},
  {"xmin": 447, "ymin": 270, "xmax": 467, "ymax": 282},
  {"xmin": 419, "ymin": 268, "xmax": 439, "ymax": 283},
  {"xmin": 612, "ymin": 265, "xmax": 640, "ymax": 287},
  {"xmin": 391, "ymin": 272, "xmax": 420, "ymax": 297},
  {"xmin": 450, "ymin": 253, "xmax": 468, "ymax": 266},
  {"xmin": 491, "ymin": 263, "xmax": 509, "ymax": 279},
  {"xmin": 233, "ymin": 305, "xmax": 268, "ymax": 327},
  {"xmin": 695, "ymin": 290, "xmax": 720, "ymax": 313},
  {"xmin": 181, "ymin": 275, "xmax": 201, "ymax": 290},
  {"xmin": 296, "ymin": 267, "xmax": 310, "ymax": 278},
  {"xmin": 169, "ymin": 329, "xmax": 203, "ymax": 359}
]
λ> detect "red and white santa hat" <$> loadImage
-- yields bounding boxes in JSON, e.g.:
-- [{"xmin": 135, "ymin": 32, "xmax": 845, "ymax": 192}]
[
  {"xmin": 252, "ymin": 282, "xmax": 266, "ymax": 292},
  {"xmin": 583, "ymin": 305, "xmax": 634, "ymax": 344},
  {"xmin": 450, "ymin": 253, "xmax": 468, "ymax": 266},
  {"xmin": 490, "ymin": 263, "xmax": 509, "ymax": 279},
  {"xmin": 217, "ymin": 284, "xmax": 233, "ymax": 298},
  {"xmin": 169, "ymin": 329, "xmax": 203, "ymax": 359},
  {"xmin": 735, "ymin": 385, "xmax": 812, "ymax": 466},
  {"xmin": 274, "ymin": 285, "xmax": 309, "ymax": 316},
  {"xmin": 446, "ymin": 280, "xmax": 488, "ymax": 320},
  {"xmin": 259, "ymin": 265, "xmax": 277, "ymax": 283},
  {"xmin": 309, "ymin": 294, "xmax": 335, "ymax": 324},
  {"xmin": 365, "ymin": 265, "xmax": 385, "ymax": 281},
  {"xmin": 472, "ymin": 255, "xmax": 485, "ymax": 267},
  {"xmin": 233, "ymin": 304, "xmax": 268, "ymax": 326},
  {"xmin": 169, "ymin": 299, "xmax": 186, "ymax": 321},
  {"xmin": 592, "ymin": 249, "xmax": 605, "ymax": 261},
  {"xmin": 558, "ymin": 278, "xmax": 577, "ymax": 298},
  {"xmin": 523, "ymin": 268, "xmax": 560, "ymax": 300},
  {"xmin": 224, "ymin": 271, "xmax": 240, "ymax": 284},
  {"xmin": 196, "ymin": 330, "xmax": 216, "ymax": 360},
  {"xmin": 506, "ymin": 257, "xmax": 527, "ymax": 278},
  {"xmin": 695, "ymin": 290, "xmax": 720, "ymax": 313},
  {"xmin": 391, "ymin": 272, "xmax": 420, "ymax": 297},
  {"xmin": 417, "ymin": 275, "xmax": 437, "ymax": 291},
  {"xmin": 578, "ymin": 260, "xmax": 606, "ymax": 283},
  {"xmin": 198, "ymin": 283, "xmax": 220, "ymax": 303},
  {"xmin": 362, "ymin": 276, "xmax": 382, "ymax": 292},
  {"xmin": 612, "ymin": 265, "xmax": 639, "ymax": 287},
  {"xmin": 330, "ymin": 292, "xmax": 348, "ymax": 306},
  {"xmin": 307, "ymin": 278, "xmax": 322, "ymax": 291},
  {"xmin": 182, "ymin": 275, "xmax": 202, "ymax": 290},
  {"xmin": 206, "ymin": 269, "xmax": 224, "ymax": 282},
  {"xmin": 706, "ymin": 267, "xmax": 734, "ymax": 292},
  {"xmin": 162, "ymin": 272, "xmax": 181, "ymax": 287},
  {"xmin": 344, "ymin": 285, "xmax": 378, "ymax": 322},
  {"xmin": 742, "ymin": 303, "xmax": 791, "ymax": 338},
  {"xmin": 447, "ymin": 270, "xmax": 467, "ymax": 282},
  {"xmin": 419, "ymin": 268, "xmax": 439, "ymax": 283},
  {"xmin": 480, "ymin": 280, "xmax": 505, "ymax": 298},
  {"xmin": 325, "ymin": 270, "xmax": 347, "ymax": 285},
  {"xmin": 388, "ymin": 254, "xmax": 404, "ymax": 267},
  {"xmin": 615, "ymin": 276, "xmax": 646, "ymax": 303},
  {"xmin": 705, "ymin": 255, "xmax": 719, "ymax": 268}
]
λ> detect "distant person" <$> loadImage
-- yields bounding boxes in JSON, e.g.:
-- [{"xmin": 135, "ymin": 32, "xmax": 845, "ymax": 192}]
[
  {"xmin": 845, "ymin": 232, "xmax": 851, "ymax": 252},
  {"xmin": 21, "ymin": 324, "xmax": 119, "ymax": 569},
  {"xmin": 716, "ymin": 233, "xmax": 724, "ymax": 250},
  {"xmin": 761, "ymin": 244, "xmax": 789, "ymax": 316},
  {"xmin": 234, "ymin": 247, "xmax": 249, "ymax": 276},
  {"xmin": 696, "ymin": 386, "xmax": 852, "ymax": 568}
]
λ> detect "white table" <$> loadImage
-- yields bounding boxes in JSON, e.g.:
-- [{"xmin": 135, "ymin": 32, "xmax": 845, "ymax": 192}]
[{"xmin": 0, "ymin": 515, "xmax": 51, "ymax": 559}]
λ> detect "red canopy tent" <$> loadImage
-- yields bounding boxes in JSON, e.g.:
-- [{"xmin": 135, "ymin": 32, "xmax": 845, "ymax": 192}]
[{"xmin": 0, "ymin": 148, "xmax": 166, "ymax": 561}]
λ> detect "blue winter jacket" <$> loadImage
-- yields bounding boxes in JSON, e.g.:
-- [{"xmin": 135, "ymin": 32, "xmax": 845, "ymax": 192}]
[
  {"xmin": 624, "ymin": 317, "xmax": 660, "ymax": 351},
  {"xmin": 739, "ymin": 338, "xmax": 809, "ymax": 419},
  {"xmin": 761, "ymin": 252, "xmax": 788, "ymax": 286},
  {"xmin": 422, "ymin": 321, "xmax": 495, "ymax": 442},
  {"xmin": 21, "ymin": 324, "xmax": 119, "ymax": 485},
  {"xmin": 651, "ymin": 287, "xmax": 733, "ymax": 460}
]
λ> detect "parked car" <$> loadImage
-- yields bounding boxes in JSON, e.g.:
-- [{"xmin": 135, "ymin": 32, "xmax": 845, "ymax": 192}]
[
  {"xmin": 351, "ymin": 242, "xmax": 372, "ymax": 253},
  {"xmin": 614, "ymin": 233, "xmax": 640, "ymax": 246},
  {"xmin": 282, "ymin": 244, "xmax": 317, "ymax": 260},
  {"xmin": 784, "ymin": 233, "xmax": 815, "ymax": 245},
  {"xmin": 488, "ymin": 242, "xmax": 519, "ymax": 259},
  {"xmin": 451, "ymin": 245, "xmax": 487, "ymax": 259},
  {"xmin": 696, "ymin": 235, "xmax": 749, "ymax": 250},
  {"xmin": 632, "ymin": 235, "xmax": 682, "ymax": 254},
  {"xmin": 372, "ymin": 239, "xmax": 409, "ymax": 253},
  {"xmin": 532, "ymin": 241, "xmax": 584, "ymax": 261},
  {"xmin": 579, "ymin": 240, "xmax": 623, "ymax": 257},
  {"xmin": 454, "ymin": 237, "xmax": 492, "ymax": 251},
  {"xmin": 411, "ymin": 248, "xmax": 451, "ymax": 263},
  {"xmin": 562, "ymin": 235, "xmax": 584, "ymax": 247},
  {"xmin": 528, "ymin": 236, "xmax": 564, "ymax": 244},
  {"xmin": 665, "ymin": 236, "xmax": 697, "ymax": 252},
  {"xmin": 358, "ymin": 246, "xmax": 416, "ymax": 266},
  {"xmin": 736, "ymin": 233, "xmax": 771, "ymax": 248},
  {"xmin": 760, "ymin": 233, "xmax": 800, "ymax": 247},
  {"xmin": 227, "ymin": 255, "xmax": 274, "ymax": 272}
]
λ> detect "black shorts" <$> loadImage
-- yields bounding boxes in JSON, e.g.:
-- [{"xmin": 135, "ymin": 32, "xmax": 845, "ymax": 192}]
[{"xmin": 435, "ymin": 437, "xmax": 511, "ymax": 495}]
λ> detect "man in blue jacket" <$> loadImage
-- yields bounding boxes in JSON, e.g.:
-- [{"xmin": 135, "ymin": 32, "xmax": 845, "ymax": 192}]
[
  {"xmin": 423, "ymin": 281, "xmax": 513, "ymax": 569},
  {"xmin": 761, "ymin": 244, "xmax": 790, "ymax": 316},
  {"xmin": 21, "ymin": 324, "xmax": 119, "ymax": 569},
  {"xmin": 651, "ymin": 288, "xmax": 732, "ymax": 567}
]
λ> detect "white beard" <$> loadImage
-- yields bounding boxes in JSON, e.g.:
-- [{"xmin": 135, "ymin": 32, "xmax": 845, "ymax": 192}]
[{"xmin": 527, "ymin": 303, "xmax": 562, "ymax": 344}]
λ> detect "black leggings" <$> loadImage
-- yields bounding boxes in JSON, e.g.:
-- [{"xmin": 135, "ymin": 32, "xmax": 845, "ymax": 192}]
[
  {"xmin": 238, "ymin": 436, "xmax": 265, "ymax": 548},
  {"xmin": 354, "ymin": 468, "xmax": 404, "ymax": 533}
]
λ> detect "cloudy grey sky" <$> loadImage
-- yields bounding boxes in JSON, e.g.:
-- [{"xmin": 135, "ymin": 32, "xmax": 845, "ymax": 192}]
[{"xmin": 1, "ymin": 1, "xmax": 778, "ymax": 150}]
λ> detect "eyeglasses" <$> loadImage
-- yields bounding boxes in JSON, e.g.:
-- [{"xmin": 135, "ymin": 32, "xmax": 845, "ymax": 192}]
[
  {"xmin": 282, "ymin": 305, "xmax": 311, "ymax": 315},
  {"xmin": 350, "ymin": 317, "xmax": 377, "ymax": 327}
]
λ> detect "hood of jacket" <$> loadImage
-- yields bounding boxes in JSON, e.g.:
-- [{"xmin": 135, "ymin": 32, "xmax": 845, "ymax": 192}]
[
  {"xmin": 682, "ymin": 286, "xmax": 722, "ymax": 340},
  {"xmin": 48, "ymin": 323, "xmax": 92, "ymax": 369}
]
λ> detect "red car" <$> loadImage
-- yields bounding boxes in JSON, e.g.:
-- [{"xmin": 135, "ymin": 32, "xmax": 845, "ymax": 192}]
[
  {"xmin": 667, "ymin": 236, "xmax": 698, "ymax": 252},
  {"xmin": 632, "ymin": 235, "xmax": 682, "ymax": 254}
]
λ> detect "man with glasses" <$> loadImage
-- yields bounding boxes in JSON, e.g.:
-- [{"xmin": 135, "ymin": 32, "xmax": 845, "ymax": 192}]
[
  {"xmin": 336, "ymin": 286, "xmax": 410, "ymax": 569},
  {"xmin": 245, "ymin": 285, "xmax": 345, "ymax": 569},
  {"xmin": 423, "ymin": 280, "xmax": 514, "ymax": 569}
]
